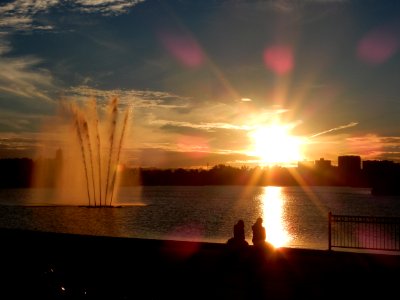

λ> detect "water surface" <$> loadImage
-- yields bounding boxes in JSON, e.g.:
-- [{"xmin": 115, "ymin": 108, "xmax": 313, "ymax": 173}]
[{"xmin": 1, "ymin": 186, "xmax": 399, "ymax": 251}]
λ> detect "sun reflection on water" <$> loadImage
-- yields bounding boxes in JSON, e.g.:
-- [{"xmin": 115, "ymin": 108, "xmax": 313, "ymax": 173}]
[{"xmin": 260, "ymin": 186, "xmax": 291, "ymax": 248}]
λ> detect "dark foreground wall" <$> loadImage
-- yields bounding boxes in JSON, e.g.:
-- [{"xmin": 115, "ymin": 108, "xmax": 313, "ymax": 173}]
[{"xmin": 1, "ymin": 228, "xmax": 400, "ymax": 299}]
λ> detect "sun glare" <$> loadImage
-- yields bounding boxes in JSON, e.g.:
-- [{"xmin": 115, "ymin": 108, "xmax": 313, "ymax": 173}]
[{"xmin": 249, "ymin": 124, "xmax": 304, "ymax": 166}]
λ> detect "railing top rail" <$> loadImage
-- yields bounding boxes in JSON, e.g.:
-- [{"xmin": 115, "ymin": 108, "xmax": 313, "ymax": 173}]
[{"xmin": 330, "ymin": 214, "xmax": 400, "ymax": 222}]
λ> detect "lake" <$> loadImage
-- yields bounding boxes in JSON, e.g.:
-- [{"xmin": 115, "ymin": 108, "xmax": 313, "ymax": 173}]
[{"xmin": 0, "ymin": 185, "xmax": 399, "ymax": 251}]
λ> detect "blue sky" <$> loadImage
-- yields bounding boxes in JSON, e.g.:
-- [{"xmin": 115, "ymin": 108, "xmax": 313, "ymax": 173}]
[{"xmin": 0, "ymin": 0, "xmax": 399, "ymax": 168}]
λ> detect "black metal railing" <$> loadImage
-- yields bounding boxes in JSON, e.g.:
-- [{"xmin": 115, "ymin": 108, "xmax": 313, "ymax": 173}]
[{"xmin": 328, "ymin": 212, "xmax": 400, "ymax": 251}]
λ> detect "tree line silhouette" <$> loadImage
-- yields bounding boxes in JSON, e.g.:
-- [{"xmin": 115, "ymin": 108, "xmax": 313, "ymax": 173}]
[{"xmin": 1, "ymin": 157, "xmax": 399, "ymax": 194}]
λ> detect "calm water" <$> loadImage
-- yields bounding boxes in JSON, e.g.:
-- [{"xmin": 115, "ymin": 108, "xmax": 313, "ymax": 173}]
[{"xmin": 0, "ymin": 186, "xmax": 400, "ymax": 251}]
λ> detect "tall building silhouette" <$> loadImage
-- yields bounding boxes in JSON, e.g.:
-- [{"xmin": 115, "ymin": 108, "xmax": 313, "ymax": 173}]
[
  {"xmin": 363, "ymin": 160, "xmax": 400, "ymax": 194},
  {"xmin": 338, "ymin": 155, "xmax": 362, "ymax": 186}
]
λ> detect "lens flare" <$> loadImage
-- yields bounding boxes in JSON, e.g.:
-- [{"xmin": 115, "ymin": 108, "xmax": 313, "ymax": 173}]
[
  {"xmin": 263, "ymin": 45, "xmax": 294, "ymax": 75},
  {"xmin": 357, "ymin": 27, "xmax": 399, "ymax": 65},
  {"xmin": 159, "ymin": 30, "xmax": 204, "ymax": 67}
]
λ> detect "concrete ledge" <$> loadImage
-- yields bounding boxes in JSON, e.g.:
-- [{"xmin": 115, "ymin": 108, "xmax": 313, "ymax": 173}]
[{"xmin": 1, "ymin": 228, "xmax": 400, "ymax": 299}]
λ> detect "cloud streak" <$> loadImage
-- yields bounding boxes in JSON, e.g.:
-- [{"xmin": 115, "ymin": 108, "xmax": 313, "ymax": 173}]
[
  {"xmin": 151, "ymin": 119, "xmax": 251, "ymax": 132},
  {"xmin": 309, "ymin": 122, "xmax": 359, "ymax": 138}
]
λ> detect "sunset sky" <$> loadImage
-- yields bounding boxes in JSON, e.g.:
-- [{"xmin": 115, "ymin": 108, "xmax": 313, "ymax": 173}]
[{"xmin": 1, "ymin": 0, "xmax": 399, "ymax": 168}]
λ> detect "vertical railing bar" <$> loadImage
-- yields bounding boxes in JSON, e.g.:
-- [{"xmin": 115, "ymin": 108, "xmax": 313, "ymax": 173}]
[
  {"xmin": 397, "ymin": 223, "xmax": 399, "ymax": 250},
  {"xmin": 360, "ymin": 218, "xmax": 362, "ymax": 249},
  {"xmin": 378, "ymin": 220, "xmax": 381, "ymax": 249},
  {"xmin": 374, "ymin": 219, "xmax": 377, "ymax": 249},
  {"xmin": 357, "ymin": 217, "xmax": 359, "ymax": 248},
  {"xmin": 328, "ymin": 212, "xmax": 331, "ymax": 251},
  {"xmin": 393, "ymin": 222, "xmax": 395, "ymax": 250},
  {"xmin": 372, "ymin": 220, "xmax": 374, "ymax": 249},
  {"xmin": 351, "ymin": 217, "xmax": 353, "ymax": 248},
  {"xmin": 347, "ymin": 216, "xmax": 348, "ymax": 247},
  {"xmin": 380, "ymin": 220, "xmax": 382, "ymax": 249},
  {"xmin": 368, "ymin": 218, "xmax": 371, "ymax": 249},
  {"xmin": 384, "ymin": 221, "xmax": 386, "ymax": 249},
  {"xmin": 344, "ymin": 216, "xmax": 346, "ymax": 247},
  {"xmin": 355, "ymin": 217, "xmax": 357, "ymax": 248},
  {"xmin": 398, "ymin": 223, "xmax": 400, "ymax": 250},
  {"xmin": 378, "ymin": 220, "xmax": 380, "ymax": 249},
  {"xmin": 373, "ymin": 220, "xmax": 376, "ymax": 249},
  {"xmin": 383, "ymin": 221, "xmax": 385, "ymax": 249}
]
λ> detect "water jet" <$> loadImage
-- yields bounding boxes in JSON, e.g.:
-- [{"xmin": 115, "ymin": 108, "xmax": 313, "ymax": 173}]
[{"xmin": 34, "ymin": 97, "xmax": 130, "ymax": 207}]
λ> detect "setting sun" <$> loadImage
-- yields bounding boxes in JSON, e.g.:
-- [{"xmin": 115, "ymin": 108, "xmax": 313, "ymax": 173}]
[{"xmin": 249, "ymin": 124, "xmax": 304, "ymax": 166}]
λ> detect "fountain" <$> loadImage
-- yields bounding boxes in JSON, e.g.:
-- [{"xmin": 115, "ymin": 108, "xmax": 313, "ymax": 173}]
[{"xmin": 33, "ymin": 97, "xmax": 130, "ymax": 207}]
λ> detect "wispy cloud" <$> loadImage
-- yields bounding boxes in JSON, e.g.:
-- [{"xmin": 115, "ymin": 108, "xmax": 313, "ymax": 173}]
[
  {"xmin": 0, "ymin": 127, "xmax": 69, "ymax": 158},
  {"xmin": 271, "ymin": 0, "xmax": 347, "ymax": 10},
  {"xmin": 0, "ymin": 133, "xmax": 37, "ymax": 148},
  {"xmin": 0, "ymin": 50, "xmax": 55, "ymax": 102},
  {"xmin": 0, "ymin": 132, "xmax": 42, "ymax": 158},
  {"xmin": 0, "ymin": 1, "xmax": 60, "ymax": 104},
  {"xmin": 0, "ymin": 0, "xmax": 58, "ymax": 31},
  {"xmin": 150, "ymin": 119, "xmax": 251, "ymax": 132},
  {"xmin": 0, "ymin": 110, "xmax": 43, "ymax": 132},
  {"xmin": 309, "ymin": 122, "xmax": 358, "ymax": 138},
  {"xmin": 0, "ymin": 0, "xmax": 145, "ymax": 31},
  {"xmin": 66, "ymin": 85, "xmax": 190, "ymax": 109},
  {"xmin": 343, "ymin": 135, "xmax": 400, "ymax": 161},
  {"xmin": 0, "ymin": 119, "xmax": 28, "ymax": 132},
  {"xmin": 224, "ymin": 0, "xmax": 348, "ymax": 12},
  {"xmin": 74, "ymin": 0, "xmax": 145, "ymax": 16},
  {"xmin": 0, "ymin": 35, "xmax": 11, "ymax": 55}
]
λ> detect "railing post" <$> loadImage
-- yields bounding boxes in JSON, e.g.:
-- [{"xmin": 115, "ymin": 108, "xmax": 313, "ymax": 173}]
[{"xmin": 328, "ymin": 212, "xmax": 332, "ymax": 251}]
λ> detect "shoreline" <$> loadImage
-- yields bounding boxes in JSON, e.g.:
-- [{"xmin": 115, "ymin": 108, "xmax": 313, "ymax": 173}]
[{"xmin": 2, "ymin": 227, "xmax": 400, "ymax": 299}]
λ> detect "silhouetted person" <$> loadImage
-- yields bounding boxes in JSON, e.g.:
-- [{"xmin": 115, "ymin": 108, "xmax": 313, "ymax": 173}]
[
  {"xmin": 227, "ymin": 219, "xmax": 249, "ymax": 248},
  {"xmin": 234, "ymin": 219, "xmax": 245, "ymax": 240},
  {"xmin": 251, "ymin": 217, "xmax": 266, "ymax": 247}
]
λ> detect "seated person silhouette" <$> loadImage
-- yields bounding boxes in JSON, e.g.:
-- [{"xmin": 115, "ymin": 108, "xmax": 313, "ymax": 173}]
[
  {"xmin": 227, "ymin": 219, "xmax": 249, "ymax": 248},
  {"xmin": 251, "ymin": 217, "xmax": 266, "ymax": 247}
]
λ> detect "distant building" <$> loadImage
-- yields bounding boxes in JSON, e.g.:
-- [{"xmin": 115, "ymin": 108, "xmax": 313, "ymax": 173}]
[
  {"xmin": 338, "ymin": 155, "xmax": 361, "ymax": 173},
  {"xmin": 338, "ymin": 155, "xmax": 362, "ymax": 187},
  {"xmin": 313, "ymin": 158, "xmax": 336, "ymax": 186},
  {"xmin": 363, "ymin": 160, "xmax": 400, "ymax": 194},
  {"xmin": 362, "ymin": 160, "xmax": 396, "ymax": 172},
  {"xmin": 297, "ymin": 160, "xmax": 314, "ymax": 171},
  {"xmin": 315, "ymin": 158, "xmax": 331, "ymax": 170}
]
